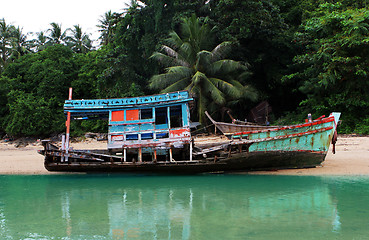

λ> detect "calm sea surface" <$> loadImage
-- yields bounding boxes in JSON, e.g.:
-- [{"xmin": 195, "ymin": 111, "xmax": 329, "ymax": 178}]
[{"xmin": 1, "ymin": 174, "xmax": 369, "ymax": 240}]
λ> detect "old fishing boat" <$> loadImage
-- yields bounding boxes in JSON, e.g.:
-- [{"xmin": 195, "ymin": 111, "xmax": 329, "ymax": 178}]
[
  {"xmin": 39, "ymin": 89, "xmax": 340, "ymax": 173},
  {"xmin": 205, "ymin": 111, "xmax": 278, "ymax": 138}
]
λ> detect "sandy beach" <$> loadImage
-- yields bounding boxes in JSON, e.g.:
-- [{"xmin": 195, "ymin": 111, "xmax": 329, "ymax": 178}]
[{"xmin": 0, "ymin": 135, "xmax": 368, "ymax": 175}]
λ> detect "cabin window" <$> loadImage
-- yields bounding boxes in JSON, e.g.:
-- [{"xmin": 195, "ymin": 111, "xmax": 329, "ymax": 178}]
[
  {"xmin": 140, "ymin": 108, "xmax": 153, "ymax": 120},
  {"xmin": 126, "ymin": 134, "xmax": 139, "ymax": 140},
  {"xmin": 111, "ymin": 111, "xmax": 124, "ymax": 122},
  {"xmin": 170, "ymin": 105, "xmax": 182, "ymax": 128},
  {"xmin": 156, "ymin": 132, "xmax": 169, "ymax": 139},
  {"xmin": 141, "ymin": 133, "xmax": 153, "ymax": 139},
  {"xmin": 126, "ymin": 109, "xmax": 139, "ymax": 121},
  {"xmin": 111, "ymin": 135, "xmax": 124, "ymax": 141},
  {"xmin": 155, "ymin": 107, "xmax": 168, "ymax": 125}
]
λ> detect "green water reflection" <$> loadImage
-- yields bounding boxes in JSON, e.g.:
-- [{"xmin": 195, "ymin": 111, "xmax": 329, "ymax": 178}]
[{"xmin": 1, "ymin": 175, "xmax": 369, "ymax": 239}]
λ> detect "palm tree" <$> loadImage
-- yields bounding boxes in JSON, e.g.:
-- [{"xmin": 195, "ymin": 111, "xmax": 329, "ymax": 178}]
[
  {"xmin": 47, "ymin": 22, "xmax": 68, "ymax": 45},
  {"xmin": 10, "ymin": 27, "xmax": 32, "ymax": 58},
  {"xmin": 123, "ymin": 0, "xmax": 143, "ymax": 14},
  {"xmin": 97, "ymin": 11, "xmax": 121, "ymax": 46},
  {"xmin": 0, "ymin": 20, "xmax": 33, "ymax": 71},
  {"xmin": 32, "ymin": 31, "xmax": 48, "ymax": 52},
  {"xmin": 149, "ymin": 15, "xmax": 257, "ymax": 124},
  {"xmin": 66, "ymin": 25, "xmax": 92, "ymax": 53},
  {"xmin": 0, "ymin": 18, "xmax": 14, "ymax": 71}
]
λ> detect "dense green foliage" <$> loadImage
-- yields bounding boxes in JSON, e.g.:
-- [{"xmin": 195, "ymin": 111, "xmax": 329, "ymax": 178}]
[
  {"xmin": 284, "ymin": 2, "xmax": 369, "ymax": 133},
  {"xmin": 1, "ymin": 45, "xmax": 80, "ymax": 136},
  {"xmin": 0, "ymin": 0, "xmax": 368, "ymax": 137}
]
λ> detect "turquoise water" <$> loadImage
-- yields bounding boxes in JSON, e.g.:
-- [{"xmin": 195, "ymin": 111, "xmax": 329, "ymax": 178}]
[{"xmin": 1, "ymin": 175, "xmax": 369, "ymax": 239}]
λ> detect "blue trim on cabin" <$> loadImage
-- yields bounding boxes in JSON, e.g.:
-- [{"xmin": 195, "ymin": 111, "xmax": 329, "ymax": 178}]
[
  {"xmin": 182, "ymin": 104, "xmax": 189, "ymax": 126},
  {"xmin": 167, "ymin": 106, "xmax": 171, "ymax": 129},
  {"xmin": 109, "ymin": 119, "xmax": 154, "ymax": 125},
  {"xmin": 64, "ymin": 91, "xmax": 192, "ymax": 111}
]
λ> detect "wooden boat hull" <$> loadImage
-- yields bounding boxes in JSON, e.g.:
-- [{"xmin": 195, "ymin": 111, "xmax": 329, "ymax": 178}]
[
  {"xmin": 41, "ymin": 149, "xmax": 325, "ymax": 174},
  {"xmin": 39, "ymin": 113, "xmax": 340, "ymax": 173},
  {"xmin": 205, "ymin": 111, "xmax": 277, "ymax": 137}
]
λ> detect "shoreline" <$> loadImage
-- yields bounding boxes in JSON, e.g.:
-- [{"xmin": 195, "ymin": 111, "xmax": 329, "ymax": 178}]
[{"xmin": 0, "ymin": 135, "xmax": 368, "ymax": 176}]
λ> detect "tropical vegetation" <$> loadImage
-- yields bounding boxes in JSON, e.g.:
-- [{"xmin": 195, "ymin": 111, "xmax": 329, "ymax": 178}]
[
  {"xmin": 149, "ymin": 14, "xmax": 257, "ymax": 124},
  {"xmin": 0, "ymin": 0, "xmax": 368, "ymax": 137}
]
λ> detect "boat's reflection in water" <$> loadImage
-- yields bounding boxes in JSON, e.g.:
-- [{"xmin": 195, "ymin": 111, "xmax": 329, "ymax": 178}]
[{"xmin": 1, "ymin": 175, "xmax": 369, "ymax": 239}]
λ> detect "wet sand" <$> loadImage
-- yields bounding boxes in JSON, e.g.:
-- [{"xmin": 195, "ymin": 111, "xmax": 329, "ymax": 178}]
[{"xmin": 0, "ymin": 136, "xmax": 368, "ymax": 175}]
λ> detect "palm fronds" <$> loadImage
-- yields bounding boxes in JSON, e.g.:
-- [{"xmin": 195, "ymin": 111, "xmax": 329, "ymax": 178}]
[{"xmin": 149, "ymin": 14, "xmax": 256, "ymax": 124}]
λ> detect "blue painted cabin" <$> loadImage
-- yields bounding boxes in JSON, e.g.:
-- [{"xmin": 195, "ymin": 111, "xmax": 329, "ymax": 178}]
[{"xmin": 64, "ymin": 91, "xmax": 193, "ymax": 158}]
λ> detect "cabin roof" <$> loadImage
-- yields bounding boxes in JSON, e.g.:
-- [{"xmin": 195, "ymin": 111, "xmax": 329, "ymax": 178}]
[{"xmin": 64, "ymin": 91, "xmax": 192, "ymax": 117}]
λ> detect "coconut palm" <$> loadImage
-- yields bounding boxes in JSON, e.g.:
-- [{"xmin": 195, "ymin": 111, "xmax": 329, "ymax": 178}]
[
  {"xmin": 97, "ymin": 11, "xmax": 121, "ymax": 46},
  {"xmin": 149, "ymin": 15, "xmax": 257, "ymax": 124},
  {"xmin": 0, "ymin": 18, "xmax": 14, "ymax": 71},
  {"xmin": 123, "ymin": 0, "xmax": 143, "ymax": 14},
  {"xmin": 10, "ymin": 27, "xmax": 32, "ymax": 58},
  {"xmin": 0, "ymin": 20, "xmax": 34, "ymax": 71},
  {"xmin": 66, "ymin": 25, "xmax": 92, "ymax": 53},
  {"xmin": 32, "ymin": 31, "xmax": 48, "ymax": 52},
  {"xmin": 47, "ymin": 22, "xmax": 68, "ymax": 45}
]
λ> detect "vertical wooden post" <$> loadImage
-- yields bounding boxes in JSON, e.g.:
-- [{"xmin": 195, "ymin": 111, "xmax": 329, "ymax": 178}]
[
  {"xmin": 61, "ymin": 135, "xmax": 65, "ymax": 150},
  {"xmin": 123, "ymin": 148, "xmax": 127, "ymax": 162},
  {"xmin": 61, "ymin": 135, "xmax": 65, "ymax": 162},
  {"xmin": 153, "ymin": 149, "xmax": 157, "ymax": 163},
  {"xmin": 169, "ymin": 147, "xmax": 173, "ymax": 162},
  {"xmin": 189, "ymin": 142, "xmax": 193, "ymax": 161},
  {"xmin": 228, "ymin": 146, "xmax": 232, "ymax": 158},
  {"xmin": 65, "ymin": 88, "xmax": 72, "ymax": 162},
  {"xmin": 138, "ymin": 148, "xmax": 142, "ymax": 162}
]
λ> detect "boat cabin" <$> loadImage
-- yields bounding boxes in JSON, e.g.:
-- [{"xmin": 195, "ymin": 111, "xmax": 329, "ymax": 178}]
[{"xmin": 64, "ymin": 91, "xmax": 193, "ymax": 162}]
